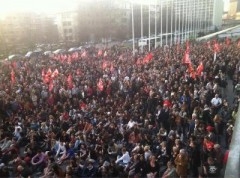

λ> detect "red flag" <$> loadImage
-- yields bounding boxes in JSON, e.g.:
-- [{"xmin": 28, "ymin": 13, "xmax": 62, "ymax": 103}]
[
  {"xmin": 97, "ymin": 78, "xmax": 104, "ymax": 91},
  {"xmin": 81, "ymin": 51, "xmax": 86, "ymax": 58},
  {"xmin": 98, "ymin": 49, "xmax": 103, "ymax": 56},
  {"xmin": 67, "ymin": 74, "xmax": 73, "ymax": 89},
  {"xmin": 51, "ymin": 69, "xmax": 59, "ymax": 78},
  {"xmin": 188, "ymin": 63, "xmax": 196, "ymax": 79},
  {"xmin": 47, "ymin": 68, "xmax": 52, "ymax": 76},
  {"xmin": 11, "ymin": 69, "xmax": 16, "ymax": 84},
  {"xmin": 196, "ymin": 62, "xmax": 204, "ymax": 76},
  {"xmin": 143, "ymin": 53, "xmax": 153, "ymax": 64},
  {"xmin": 213, "ymin": 40, "xmax": 220, "ymax": 53},
  {"xmin": 182, "ymin": 51, "xmax": 191, "ymax": 64},
  {"xmin": 182, "ymin": 41, "xmax": 191, "ymax": 64}
]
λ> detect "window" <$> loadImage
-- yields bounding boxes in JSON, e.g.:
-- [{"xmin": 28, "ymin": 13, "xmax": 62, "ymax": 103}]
[
  {"xmin": 237, "ymin": 1, "xmax": 240, "ymax": 12},
  {"xmin": 63, "ymin": 22, "xmax": 68, "ymax": 26}
]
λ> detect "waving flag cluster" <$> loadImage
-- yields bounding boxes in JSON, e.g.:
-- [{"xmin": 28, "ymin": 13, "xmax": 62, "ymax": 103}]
[
  {"xmin": 182, "ymin": 41, "xmax": 204, "ymax": 79},
  {"xmin": 52, "ymin": 51, "xmax": 81, "ymax": 64},
  {"xmin": 136, "ymin": 53, "xmax": 153, "ymax": 65}
]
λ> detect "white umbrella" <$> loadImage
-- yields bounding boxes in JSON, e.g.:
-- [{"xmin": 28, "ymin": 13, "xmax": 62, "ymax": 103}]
[
  {"xmin": 25, "ymin": 51, "xmax": 33, "ymax": 58},
  {"xmin": 68, "ymin": 47, "xmax": 79, "ymax": 52},
  {"xmin": 53, "ymin": 49, "xmax": 65, "ymax": 54}
]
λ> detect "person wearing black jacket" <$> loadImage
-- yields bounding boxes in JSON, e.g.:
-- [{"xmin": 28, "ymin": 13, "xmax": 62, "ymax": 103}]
[{"xmin": 188, "ymin": 141, "xmax": 201, "ymax": 178}]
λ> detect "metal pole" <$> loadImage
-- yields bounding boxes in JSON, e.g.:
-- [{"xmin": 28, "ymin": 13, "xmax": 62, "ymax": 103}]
[
  {"xmin": 155, "ymin": 0, "xmax": 157, "ymax": 48},
  {"xmin": 170, "ymin": 0, "xmax": 173, "ymax": 46},
  {"xmin": 181, "ymin": 0, "xmax": 184, "ymax": 43},
  {"xmin": 166, "ymin": 0, "xmax": 168, "ymax": 46},
  {"xmin": 161, "ymin": 0, "xmax": 163, "ymax": 47},
  {"xmin": 197, "ymin": 0, "xmax": 200, "ymax": 37},
  {"xmin": 132, "ymin": 2, "xmax": 135, "ymax": 56},
  {"xmin": 185, "ymin": 0, "xmax": 188, "ymax": 41},
  {"xmin": 149, "ymin": 2, "xmax": 151, "ymax": 51},
  {"xmin": 178, "ymin": 1, "xmax": 181, "ymax": 43},
  {"xmin": 174, "ymin": 0, "xmax": 177, "ymax": 44},
  {"xmin": 204, "ymin": 0, "xmax": 207, "ymax": 34},
  {"xmin": 141, "ymin": 2, "xmax": 143, "ymax": 53}
]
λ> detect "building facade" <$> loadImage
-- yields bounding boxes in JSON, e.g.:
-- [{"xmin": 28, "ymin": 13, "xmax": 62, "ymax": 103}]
[
  {"xmin": 56, "ymin": 11, "xmax": 79, "ymax": 43},
  {"xmin": 228, "ymin": 0, "xmax": 240, "ymax": 20},
  {"xmin": 0, "ymin": 12, "xmax": 58, "ymax": 55}
]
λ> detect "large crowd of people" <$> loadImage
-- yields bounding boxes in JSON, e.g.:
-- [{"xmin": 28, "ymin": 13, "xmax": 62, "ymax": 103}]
[{"xmin": 0, "ymin": 39, "xmax": 239, "ymax": 178}]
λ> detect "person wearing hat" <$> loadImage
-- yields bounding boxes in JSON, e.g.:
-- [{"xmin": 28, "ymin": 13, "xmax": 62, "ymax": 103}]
[
  {"xmin": 206, "ymin": 125, "xmax": 216, "ymax": 143},
  {"xmin": 202, "ymin": 136, "xmax": 215, "ymax": 163}
]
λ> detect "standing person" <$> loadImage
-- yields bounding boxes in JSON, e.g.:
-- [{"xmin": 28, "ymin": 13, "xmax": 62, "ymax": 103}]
[
  {"xmin": 115, "ymin": 147, "xmax": 131, "ymax": 167},
  {"xmin": 162, "ymin": 161, "xmax": 177, "ymax": 178},
  {"xmin": 188, "ymin": 141, "xmax": 201, "ymax": 178},
  {"xmin": 211, "ymin": 94, "xmax": 222, "ymax": 116},
  {"xmin": 146, "ymin": 155, "xmax": 160, "ymax": 178},
  {"xmin": 203, "ymin": 156, "xmax": 220, "ymax": 178},
  {"xmin": 174, "ymin": 149, "xmax": 188, "ymax": 178}
]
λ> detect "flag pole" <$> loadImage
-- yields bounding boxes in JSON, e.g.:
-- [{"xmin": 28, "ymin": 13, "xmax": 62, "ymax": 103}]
[
  {"xmin": 187, "ymin": 0, "xmax": 190, "ymax": 40},
  {"xmin": 141, "ymin": 1, "xmax": 143, "ymax": 53},
  {"xmin": 170, "ymin": 0, "xmax": 173, "ymax": 46},
  {"xmin": 197, "ymin": 0, "xmax": 200, "ymax": 36},
  {"xmin": 155, "ymin": 0, "xmax": 157, "ymax": 48},
  {"xmin": 181, "ymin": 0, "xmax": 184, "ymax": 43},
  {"xmin": 166, "ymin": 0, "xmax": 168, "ymax": 46},
  {"xmin": 204, "ymin": 0, "xmax": 207, "ymax": 34},
  {"xmin": 149, "ymin": 2, "xmax": 151, "ymax": 51},
  {"xmin": 178, "ymin": 1, "xmax": 181, "ymax": 44},
  {"xmin": 190, "ymin": 0, "xmax": 193, "ymax": 38},
  {"xmin": 185, "ymin": 0, "xmax": 188, "ymax": 41},
  {"xmin": 174, "ymin": 0, "xmax": 177, "ymax": 44},
  {"xmin": 131, "ymin": 1, "xmax": 135, "ymax": 56},
  {"xmin": 160, "ymin": 0, "xmax": 163, "ymax": 47},
  {"xmin": 194, "ymin": 0, "xmax": 197, "ymax": 38}
]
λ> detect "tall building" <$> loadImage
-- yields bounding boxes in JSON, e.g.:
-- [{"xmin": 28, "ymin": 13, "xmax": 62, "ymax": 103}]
[
  {"xmin": 0, "ymin": 12, "xmax": 58, "ymax": 54},
  {"xmin": 76, "ymin": 0, "xmax": 131, "ymax": 42},
  {"xmin": 174, "ymin": 0, "xmax": 224, "ymax": 31},
  {"xmin": 228, "ymin": 0, "xmax": 240, "ymax": 19},
  {"xmin": 55, "ymin": 11, "xmax": 79, "ymax": 43}
]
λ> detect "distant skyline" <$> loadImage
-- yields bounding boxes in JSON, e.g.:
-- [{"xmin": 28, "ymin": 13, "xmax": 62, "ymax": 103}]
[{"xmin": 0, "ymin": 0, "xmax": 231, "ymax": 17}]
